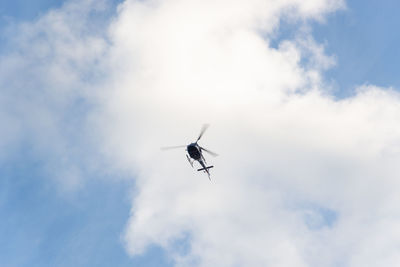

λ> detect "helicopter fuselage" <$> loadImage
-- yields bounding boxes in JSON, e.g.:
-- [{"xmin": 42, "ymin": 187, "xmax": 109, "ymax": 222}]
[{"xmin": 187, "ymin": 143, "xmax": 201, "ymax": 160}]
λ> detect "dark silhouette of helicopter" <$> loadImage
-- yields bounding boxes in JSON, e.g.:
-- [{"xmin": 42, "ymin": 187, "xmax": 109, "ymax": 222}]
[{"xmin": 161, "ymin": 124, "xmax": 218, "ymax": 180}]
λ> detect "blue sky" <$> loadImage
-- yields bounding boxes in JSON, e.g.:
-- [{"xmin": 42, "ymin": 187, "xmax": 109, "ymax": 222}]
[
  {"xmin": 1, "ymin": 0, "xmax": 400, "ymax": 266},
  {"xmin": 0, "ymin": 0, "xmax": 64, "ymax": 20},
  {"xmin": 313, "ymin": 0, "xmax": 400, "ymax": 96},
  {"xmin": 0, "ymin": 145, "xmax": 171, "ymax": 266},
  {"xmin": 272, "ymin": 0, "xmax": 400, "ymax": 97}
]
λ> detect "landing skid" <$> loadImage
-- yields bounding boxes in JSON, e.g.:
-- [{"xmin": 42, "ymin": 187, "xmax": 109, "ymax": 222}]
[{"xmin": 186, "ymin": 155, "xmax": 194, "ymax": 167}]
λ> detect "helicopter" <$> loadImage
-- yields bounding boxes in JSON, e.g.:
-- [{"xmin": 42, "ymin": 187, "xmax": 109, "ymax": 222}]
[{"xmin": 161, "ymin": 124, "xmax": 218, "ymax": 180}]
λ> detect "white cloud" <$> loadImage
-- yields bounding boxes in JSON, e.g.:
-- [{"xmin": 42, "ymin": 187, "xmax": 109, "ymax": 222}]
[{"xmin": 98, "ymin": 1, "xmax": 400, "ymax": 266}]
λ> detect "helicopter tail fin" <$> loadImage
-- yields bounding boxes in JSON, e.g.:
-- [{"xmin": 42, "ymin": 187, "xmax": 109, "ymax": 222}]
[{"xmin": 197, "ymin": 166, "xmax": 214, "ymax": 172}]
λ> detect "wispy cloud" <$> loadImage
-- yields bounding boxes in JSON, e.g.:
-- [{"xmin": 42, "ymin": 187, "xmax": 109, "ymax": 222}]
[{"xmin": 0, "ymin": 0, "xmax": 112, "ymax": 190}]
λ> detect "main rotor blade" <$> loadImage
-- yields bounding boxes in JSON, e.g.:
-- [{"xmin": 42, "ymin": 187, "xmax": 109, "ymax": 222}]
[
  {"xmin": 161, "ymin": 145, "xmax": 187, "ymax": 151},
  {"xmin": 196, "ymin": 124, "xmax": 210, "ymax": 142},
  {"xmin": 200, "ymin": 146, "xmax": 218, "ymax": 157}
]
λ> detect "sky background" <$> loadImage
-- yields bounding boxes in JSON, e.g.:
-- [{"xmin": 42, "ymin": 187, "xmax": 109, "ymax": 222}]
[{"xmin": 1, "ymin": 0, "xmax": 400, "ymax": 266}]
